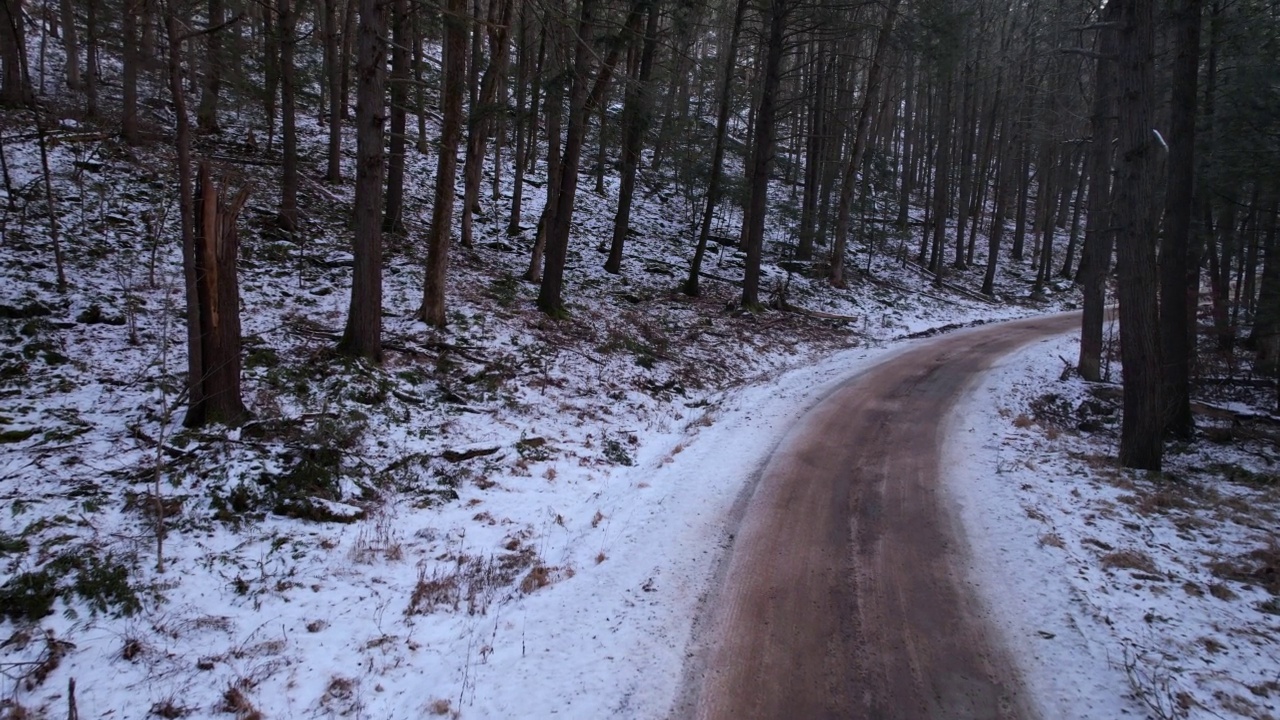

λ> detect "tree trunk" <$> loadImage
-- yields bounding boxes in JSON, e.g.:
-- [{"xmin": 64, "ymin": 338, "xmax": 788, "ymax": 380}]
[
  {"xmin": 1078, "ymin": 6, "xmax": 1118, "ymax": 382},
  {"xmin": 982, "ymin": 111, "xmax": 1013, "ymax": 296},
  {"xmin": 829, "ymin": 0, "xmax": 900, "ymax": 288},
  {"xmin": 460, "ymin": 0, "xmax": 514, "ymax": 248},
  {"xmin": 0, "ymin": 0, "xmax": 28, "ymax": 105},
  {"xmin": 122, "ymin": 2, "xmax": 139, "ymax": 141},
  {"xmin": 340, "ymin": 0, "xmax": 356, "ymax": 120},
  {"xmin": 383, "ymin": 0, "xmax": 410, "ymax": 234},
  {"xmin": 1253, "ymin": 201, "xmax": 1280, "ymax": 376},
  {"xmin": 58, "ymin": 0, "xmax": 78, "ymax": 89},
  {"xmin": 605, "ymin": 0, "xmax": 659, "ymax": 275},
  {"xmin": 684, "ymin": 0, "xmax": 747, "ymax": 296},
  {"xmin": 338, "ymin": 0, "xmax": 386, "ymax": 361},
  {"xmin": 420, "ymin": 0, "xmax": 467, "ymax": 327},
  {"xmin": 198, "ymin": 0, "xmax": 224, "ymax": 132},
  {"xmin": 507, "ymin": 2, "xmax": 531, "ymax": 235},
  {"xmin": 324, "ymin": 0, "xmax": 342, "ymax": 183},
  {"xmin": 1113, "ymin": 0, "xmax": 1162, "ymax": 470},
  {"xmin": 1159, "ymin": 0, "xmax": 1201, "ymax": 437},
  {"xmin": 188, "ymin": 162, "xmax": 250, "ymax": 426},
  {"xmin": 278, "ymin": 0, "xmax": 299, "ymax": 231},
  {"xmin": 740, "ymin": 0, "xmax": 788, "ymax": 309},
  {"xmin": 85, "ymin": 0, "xmax": 97, "ymax": 115},
  {"xmin": 536, "ymin": 0, "xmax": 598, "ymax": 315},
  {"xmin": 262, "ymin": 3, "xmax": 279, "ymax": 150},
  {"xmin": 536, "ymin": 0, "xmax": 631, "ymax": 314}
]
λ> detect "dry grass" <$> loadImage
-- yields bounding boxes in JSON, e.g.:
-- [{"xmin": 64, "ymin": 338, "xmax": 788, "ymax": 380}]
[
  {"xmin": 520, "ymin": 564, "xmax": 573, "ymax": 594},
  {"xmin": 1012, "ymin": 414, "xmax": 1034, "ymax": 429},
  {"xmin": 220, "ymin": 685, "xmax": 263, "ymax": 720},
  {"xmin": 1208, "ymin": 541, "xmax": 1280, "ymax": 596},
  {"xmin": 406, "ymin": 548, "xmax": 539, "ymax": 615},
  {"xmin": 1101, "ymin": 549, "xmax": 1158, "ymax": 574},
  {"xmin": 1208, "ymin": 583, "xmax": 1239, "ymax": 601},
  {"xmin": 591, "ymin": 510, "xmax": 605, "ymax": 528}
]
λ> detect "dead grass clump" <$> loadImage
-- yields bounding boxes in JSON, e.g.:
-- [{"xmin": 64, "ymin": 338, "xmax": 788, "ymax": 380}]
[
  {"xmin": 591, "ymin": 510, "xmax": 605, "ymax": 528},
  {"xmin": 1208, "ymin": 542, "xmax": 1280, "ymax": 595},
  {"xmin": 1012, "ymin": 414, "xmax": 1034, "ymax": 429},
  {"xmin": 149, "ymin": 697, "xmax": 191, "ymax": 718},
  {"xmin": 349, "ymin": 506, "xmax": 402, "ymax": 564},
  {"xmin": 519, "ymin": 564, "xmax": 573, "ymax": 594},
  {"xmin": 1101, "ymin": 549, "xmax": 1158, "ymax": 574},
  {"xmin": 220, "ymin": 685, "xmax": 262, "ymax": 720},
  {"xmin": 0, "ymin": 699, "xmax": 31, "ymax": 720},
  {"xmin": 1198, "ymin": 636, "xmax": 1226, "ymax": 654},
  {"xmin": 1208, "ymin": 583, "xmax": 1239, "ymax": 601},
  {"xmin": 428, "ymin": 698, "xmax": 453, "ymax": 715},
  {"xmin": 595, "ymin": 551, "xmax": 607, "ymax": 564},
  {"xmin": 406, "ymin": 548, "xmax": 539, "ymax": 615}
]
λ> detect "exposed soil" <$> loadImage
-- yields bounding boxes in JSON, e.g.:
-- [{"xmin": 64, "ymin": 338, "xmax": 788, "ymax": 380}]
[{"xmin": 680, "ymin": 312, "xmax": 1081, "ymax": 720}]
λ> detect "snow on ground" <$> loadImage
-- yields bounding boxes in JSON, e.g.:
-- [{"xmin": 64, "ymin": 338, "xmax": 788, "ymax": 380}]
[{"xmin": 948, "ymin": 330, "xmax": 1280, "ymax": 720}]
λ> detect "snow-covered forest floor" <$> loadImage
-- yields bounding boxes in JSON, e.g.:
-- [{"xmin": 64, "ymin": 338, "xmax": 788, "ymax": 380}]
[
  {"xmin": 2, "ymin": 43, "xmax": 1277, "ymax": 720},
  {"xmin": 950, "ymin": 330, "xmax": 1280, "ymax": 720}
]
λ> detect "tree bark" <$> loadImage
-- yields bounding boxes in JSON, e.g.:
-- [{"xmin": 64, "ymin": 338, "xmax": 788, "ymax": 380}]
[
  {"xmin": 197, "ymin": 0, "xmax": 224, "ymax": 132},
  {"xmin": 1159, "ymin": 0, "xmax": 1201, "ymax": 437},
  {"xmin": 605, "ymin": 0, "xmax": 659, "ymax": 274},
  {"xmin": 420, "ymin": 0, "xmax": 467, "ymax": 327},
  {"xmin": 122, "ymin": 2, "xmax": 140, "ymax": 141},
  {"xmin": 1113, "ymin": 0, "xmax": 1162, "ymax": 470},
  {"xmin": 536, "ymin": 0, "xmax": 598, "ymax": 315},
  {"xmin": 1253, "ymin": 201, "xmax": 1280, "ymax": 376},
  {"xmin": 829, "ymin": 0, "xmax": 900, "ymax": 288},
  {"xmin": 278, "ymin": 0, "xmax": 299, "ymax": 231},
  {"xmin": 383, "ymin": 0, "xmax": 410, "ymax": 234},
  {"xmin": 58, "ymin": 0, "xmax": 78, "ymax": 89},
  {"xmin": 324, "ymin": 0, "xmax": 342, "ymax": 183},
  {"xmin": 740, "ymin": 0, "xmax": 789, "ymax": 309},
  {"xmin": 338, "ymin": 0, "xmax": 387, "ymax": 361},
  {"xmin": 684, "ymin": 0, "xmax": 747, "ymax": 296},
  {"xmin": 460, "ymin": 0, "xmax": 514, "ymax": 248},
  {"xmin": 1078, "ymin": 7, "xmax": 1118, "ymax": 382}
]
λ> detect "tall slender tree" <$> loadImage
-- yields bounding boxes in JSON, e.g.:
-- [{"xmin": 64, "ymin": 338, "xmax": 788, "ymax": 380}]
[{"xmin": 338, "ymin": 0, "xmax": 388, "ymax": 361}]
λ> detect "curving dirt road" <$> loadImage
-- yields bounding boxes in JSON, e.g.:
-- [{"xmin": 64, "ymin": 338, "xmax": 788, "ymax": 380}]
[{"xmin": 680, "ymin": 312, "xmax": 1080, "ymax": 720}]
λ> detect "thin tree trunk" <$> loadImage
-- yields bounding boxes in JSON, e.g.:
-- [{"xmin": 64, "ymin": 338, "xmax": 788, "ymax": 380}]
[
  {"xmin": 460, "ymin": 0, "xmax": 514, "ymax": 248},
  {"xmin": 1078, "ymin": 7, "xmax": 1118, "ymax": 382},
  {"xmin": 507, "ymin": 2, "xmax": 530, "ymax": 235},
  {"xmin": 278, "ymin": 0, "xmax": 299, "ymax": 231},
  {"xmin": 383, "ymin": 0, "xmax": 410, "ymax": 234},
  {"xmin": 324, "ymin": 0, "xmax": 342, "ymax": 182},
  {"xmin": 420, "ymin": 0, "xmax": 467, "ymax": 327},
  {"xmin": 122, "ymin": 3, "xmax": 139, "ymax": 141},
  {"xmin": 605, "ymin": 0, "xmax": 659, "ymax": 274},
  {"xmin": 740, "ymin": 0, "xmax": 788, "ymax": 309},
  {"xmin": 830, "ymin": 0, "xmax": 901, "ymax": 288},
  {"xmin": 85, "ymin": 0, "xmax": 97, "ymax": 115},
  {"xmin": 198, "ymin": 0, "xmax": 224, "ymax": 132},
  {"xmin": 684, "ymin": 0, "xmax": 747, "ymax": 296},
  {"xmin": 58, "ymin": 0, "xmax": 78, "ymax": 89}
]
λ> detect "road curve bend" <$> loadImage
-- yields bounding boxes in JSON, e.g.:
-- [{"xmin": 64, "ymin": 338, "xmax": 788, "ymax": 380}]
[{"xmin": 681, "ymin": 312, "xmax": 1080, "ymax": 720}]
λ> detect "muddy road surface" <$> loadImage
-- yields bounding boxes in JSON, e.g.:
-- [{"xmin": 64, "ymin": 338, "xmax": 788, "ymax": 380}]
[{"xmin": 683, "ymin": 312, "xmax": 1080, "ymax": 720}]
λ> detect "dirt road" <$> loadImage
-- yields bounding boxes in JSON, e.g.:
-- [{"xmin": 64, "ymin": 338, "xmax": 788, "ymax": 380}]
[{"xmin": 681, "ymin": 312, "xmax": 1080, "ymax": 720}]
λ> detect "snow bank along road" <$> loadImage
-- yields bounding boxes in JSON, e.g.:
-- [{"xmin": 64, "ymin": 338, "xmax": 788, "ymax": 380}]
[{"xmin": 680, "ymin": 311, "xmax": 1081, "ymax": 720}]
